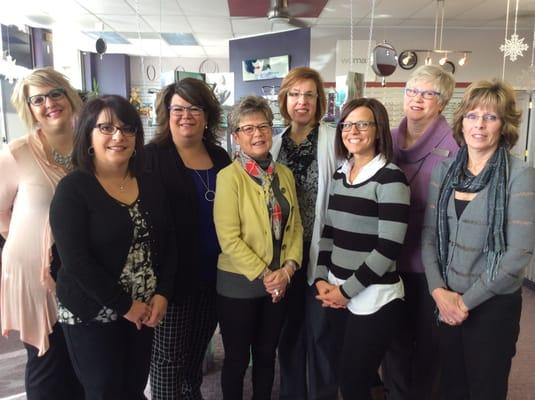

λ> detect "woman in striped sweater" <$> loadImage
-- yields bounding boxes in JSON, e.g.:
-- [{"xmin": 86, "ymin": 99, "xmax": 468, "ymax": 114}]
[{"xmin": 314, "ymin": 98, "xmax": 410, "ymax": 399}]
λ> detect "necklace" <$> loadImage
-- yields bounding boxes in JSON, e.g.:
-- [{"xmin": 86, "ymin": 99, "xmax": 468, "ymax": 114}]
[
  {"xmin": 118, "ymin": 174, "xmax": 129, "ymax": 192},
  {"xmin": 51, "ymin": 148, "xmax": 73, "ymax": 172},
  {"xmin": 193, "ymin": 169, "xmax": 215, "ymax": 202}
]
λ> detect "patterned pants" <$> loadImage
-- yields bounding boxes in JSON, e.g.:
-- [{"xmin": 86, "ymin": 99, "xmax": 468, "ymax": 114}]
[{"xmin": 150, "ymin": 285, "xmax": 217, "ymax": 400}]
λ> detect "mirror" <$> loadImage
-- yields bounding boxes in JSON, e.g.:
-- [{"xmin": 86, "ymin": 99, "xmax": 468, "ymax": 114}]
[{"xmin": 370, "ymin": 42, "xmax": 397, "ymax": 77}]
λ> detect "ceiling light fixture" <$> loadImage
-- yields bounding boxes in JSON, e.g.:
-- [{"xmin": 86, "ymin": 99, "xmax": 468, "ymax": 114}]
[{"xmin": 401, "ymin": 1, "xmax": 471, "ymax": 68}]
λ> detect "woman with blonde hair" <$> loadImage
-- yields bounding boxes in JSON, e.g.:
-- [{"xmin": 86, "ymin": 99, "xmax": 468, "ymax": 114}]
[
  {"xmin": 422, "ymin": 79, "xmax": 535, "ymax": 400},
  {"xmin": 0, "ymin": 67, "xmax": 83, "ymax": 399}
]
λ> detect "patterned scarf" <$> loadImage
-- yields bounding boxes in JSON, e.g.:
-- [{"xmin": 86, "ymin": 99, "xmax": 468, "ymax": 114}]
[
  {"xmin": 436, "ymin": 144, "xmax": 508, "ymax": 284},
  {"xmin": 237, "ymin": 151, "xmax": 282, "ymax": 240}
]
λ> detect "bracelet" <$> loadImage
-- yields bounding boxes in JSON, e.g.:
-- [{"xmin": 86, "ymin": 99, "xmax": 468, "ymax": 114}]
[{"xmin": 283, "ymin": 268, "xmax": 291, "ymax": 284}]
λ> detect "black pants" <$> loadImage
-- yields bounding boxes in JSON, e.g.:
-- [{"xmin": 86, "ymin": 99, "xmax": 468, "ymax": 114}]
[
  {"xmin": 23, "ymin": 322, "xmax": 83, "ymax": 400},
  {"xmin": 217, "ymin": 293, "xmax": 288, "ymax": 400},
  {"xmin": 62, "ymin": 318, "xmax": 153, "ymax": 400},
  {"xmin": 329, "ymin": 299, "xmax": 403, "ymax": 400},
  {"xmin": 279, "ymin": 242, "xmax": 339, "ymax": 400},
  {"xmin": 438, "ymin": 290, "xmax": 522, "ymax": 400},
  {"xmin": 382, "ymin": 272, "xmax": 440, "ymax": 400},
  {"xmin": 151, "ymin": 285, "xmax": 218, "ymax": 400}
]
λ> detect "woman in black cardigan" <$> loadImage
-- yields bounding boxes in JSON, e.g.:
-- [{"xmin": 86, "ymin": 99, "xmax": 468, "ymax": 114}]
[
  {"xmin": 50, "ymin": 95, "xmax": 176, "ymax": 400},
  {"xmin": 146, "ymin": 78, "xmax": 231, "ymax": 400}
]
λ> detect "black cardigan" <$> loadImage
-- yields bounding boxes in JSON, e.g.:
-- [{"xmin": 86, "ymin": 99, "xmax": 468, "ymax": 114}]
[
  {"xmin": 50, "ymin": 169, "xmax": 177, "ymax": 322},
  {"xmin": 144, "ymin": 139, "xmax": 231, "ymax": 301}
]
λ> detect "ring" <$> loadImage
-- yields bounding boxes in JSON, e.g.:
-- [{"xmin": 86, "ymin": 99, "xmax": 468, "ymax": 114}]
[{"xmin": 274, "ymin": 289, "xmax": 280, "ymax": 296}]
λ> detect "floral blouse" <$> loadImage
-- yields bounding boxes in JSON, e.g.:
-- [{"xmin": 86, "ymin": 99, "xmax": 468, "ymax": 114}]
[
  {"xmin": 277, "ymin": 126, "xmax": 319, "ymax": 243},
  {"xmin": 58, "ymin": 199, "xmax": 156, "ymax": 324}
]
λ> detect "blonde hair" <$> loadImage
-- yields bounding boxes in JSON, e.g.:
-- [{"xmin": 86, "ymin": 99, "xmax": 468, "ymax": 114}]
[
  {"xmin": 452, "ymin": 79, "xmax": 520, "ymax": 149},
  {"xmin": 406, "ymin": 65, "xmax": 455, "ymax": 108},
  {"xmin": 11, "ymin": 67, "xmax": 82, "ymax": 130}
]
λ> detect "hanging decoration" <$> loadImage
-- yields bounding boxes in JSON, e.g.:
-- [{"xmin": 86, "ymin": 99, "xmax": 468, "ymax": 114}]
[
  {"xmin": 0, "ymin": 25, "xmax": 30, "ymax": 84},
  {"xmin": 500, "ymin": 0, "xmax": 529, "ymax": 62}
]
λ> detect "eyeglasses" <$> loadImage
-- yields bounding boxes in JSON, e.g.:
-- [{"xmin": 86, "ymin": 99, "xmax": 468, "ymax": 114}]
[
  {"xmin": 339, "ymin": 121, "xmax": 376, "ymax": 131},
  {"xmin": 95, "ymin": 123, "xmax": 137, "ymax": 137},
  {"xmin": 463, "ymin": 113, "xmax": 499, "ymax": 122},
  {"xmin": 235, "ymin": 122, "xmax": 272, "ymax": 136},
  {"xmin": 287, "ymin": 91, "xmax": 318, "ymax": 101},
  {"xmin": 168, "ymin": 105, "xmax": 204, "ymax": 116},
  {"xmin": 27, "ymin": 88, "xmax": 67, "ymax": 106},
  {"xmin": 404, "ymin": 87, "xmax": 441, "ymax": 100}
]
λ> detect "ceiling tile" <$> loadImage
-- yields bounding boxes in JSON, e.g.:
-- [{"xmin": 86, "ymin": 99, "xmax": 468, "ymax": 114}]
[
  {"xmin": 178, "ymin": 0, "xmax": 230, "ymax": 16},
  {"xmin": 98, "ymin": 14, "xmax": 153, "ymax": 32},
  {"xmin": 124, "ymin": 0, "xmax": 183, "ymax": 16},
  {"xmin": 188, "ymin": 17, "xmax": 232, "ymax": 34},
  {"xmin": 76, "ymin": 0, "xmax": 136, "ymax": 15},
  {"xmin": 144, "ymin": 15, "xmax": 193, "ymax": 33}
]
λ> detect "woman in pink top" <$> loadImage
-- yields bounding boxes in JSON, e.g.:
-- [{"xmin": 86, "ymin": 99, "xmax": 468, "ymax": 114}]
[{"xmin": 0, "ymin": 67, "xmax": 83, "ymax": 399}]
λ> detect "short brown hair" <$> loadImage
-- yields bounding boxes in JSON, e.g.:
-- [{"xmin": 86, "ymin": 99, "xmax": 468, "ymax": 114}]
[
  {"xmin": 335, "ymin": 98, "xmax": 393, "ymax": 163},
  {"xmin": 73, "ymin": 95, "xmax": 145, "ymax": 176},
  {"xmin": 278, "ymin": 67, "xmax": 326, "ymax": 125},
  {"xmin": 452, "ymin": 79, "xmax": 520, "ymax": 149},
  {"xmin": 152, "ymin": 78, "xmax": 222, "ymax": 145},
  {"xmin": 11, "ymin": 67, "xmax": 82, "ymax": 130},
  {"xmin": 228, "ymin": 96, "xmax": 273, "ymax": 133}
]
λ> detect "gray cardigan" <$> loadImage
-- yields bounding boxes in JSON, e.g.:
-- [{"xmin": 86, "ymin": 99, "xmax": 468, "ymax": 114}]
[{"xmin": 422, "ymin": 155, "xmax": 535, "ymax": 310}]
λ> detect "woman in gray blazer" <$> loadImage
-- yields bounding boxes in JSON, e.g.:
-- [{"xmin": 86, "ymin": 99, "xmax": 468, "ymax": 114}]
[{"xmin": 422, "ymin": 79, "xmax": 535, "ymax": 400}]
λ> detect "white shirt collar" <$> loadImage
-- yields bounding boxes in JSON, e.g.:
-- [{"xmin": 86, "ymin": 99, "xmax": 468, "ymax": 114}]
[{"xmin": 339, "ymin": 154, "xmax": 387, "ymax": 185}]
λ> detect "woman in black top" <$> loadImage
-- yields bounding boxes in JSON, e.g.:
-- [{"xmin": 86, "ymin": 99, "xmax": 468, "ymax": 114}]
[
  {"xmin": 50, "ymin": 95, "xmax": 176, "ymax": 400},
  {"xmin": 145, "ymin": 78, "xmax": 231, "ymax": 400}
]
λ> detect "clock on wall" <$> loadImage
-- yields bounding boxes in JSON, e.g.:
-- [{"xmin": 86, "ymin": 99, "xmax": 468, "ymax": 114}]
[{"xmin": 398, "ymin": 50, "xmax": 418, "ymax": 70}]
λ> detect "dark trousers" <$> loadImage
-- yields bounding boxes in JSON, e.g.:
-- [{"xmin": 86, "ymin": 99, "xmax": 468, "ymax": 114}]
[
  {"xmin": 150, "ymin": 285, "xmax": 218, "ymax": 400},
  {"xmin": 62, "ymin": 318, "xmax": 153, "ymax": 400},
  {"xmin": 279, "ymin": 241, "xmax": 339, "ymax": 400},
  {"xmin": 217, "ymin": 293, "xmax": 288, "ymax": 400},
  {"xmin": 329, "ymin": 299, "xmax": 403, "ymax": 400},
  {"xmin": 438, "ymin": 290, "xmax": 522, "ymax": 400},
  {"xmin": 382, "ymin": 272, "xmax": 440, "ymax": 400},
  {"xmin": 23, "ymin": 322, "xmax": 84, "ymax": 400}
]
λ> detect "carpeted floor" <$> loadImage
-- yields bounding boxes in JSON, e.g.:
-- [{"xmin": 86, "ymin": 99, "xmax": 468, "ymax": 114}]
[{"xmin": 196, "ymin": 287, "xmax": 535, "ymax": 400}]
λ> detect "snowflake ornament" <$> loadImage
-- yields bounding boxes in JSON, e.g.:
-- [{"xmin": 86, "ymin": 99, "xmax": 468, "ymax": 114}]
[{"xmin": 500, "ymin": 33, "xmax": 529, "ymax": 62}]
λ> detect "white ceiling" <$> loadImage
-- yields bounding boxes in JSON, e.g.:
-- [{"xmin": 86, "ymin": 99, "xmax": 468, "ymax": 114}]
[{"xmin": 2, "ymin": 0, "xmax": 535, "ymax": 59}]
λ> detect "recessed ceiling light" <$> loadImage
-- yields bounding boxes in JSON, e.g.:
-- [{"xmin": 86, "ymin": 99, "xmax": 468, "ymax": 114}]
[{"xmin": 374, "ymin": 14, "xmax": 392, "ymax": 19}]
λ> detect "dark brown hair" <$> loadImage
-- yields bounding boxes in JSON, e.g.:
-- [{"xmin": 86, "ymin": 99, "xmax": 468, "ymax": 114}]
[
  {"xmin": 278, "ymin": 67, "xmax": 326, "ymax": 125},
  {"xmin": 335, "ymin": 98, "xmax": 393, "ymax": 163},
  {"xmin": 452, "ymin": 79, "xmax": 520, "ymax": 149},
  {"xmin": 73, "ymin": 95, "xmax": 145, "ymax": 176},
  {"xmin": 152, "ymin": 78, "xmax": 222, "ymax": 145}
]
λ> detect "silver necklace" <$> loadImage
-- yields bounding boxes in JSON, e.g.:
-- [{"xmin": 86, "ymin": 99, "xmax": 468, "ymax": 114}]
[
  {"xmin": 51, "ymin": 148, "xmax": 73, "ymax": 172},
  {"xmin": 193, "ymin": 169, "xmax": 215, "ymax": 202}
]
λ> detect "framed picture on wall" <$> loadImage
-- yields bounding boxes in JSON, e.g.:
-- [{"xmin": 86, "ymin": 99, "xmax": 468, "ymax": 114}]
[{"xmin": 242, "ymin": 55, "xmax": 290, "ymax": 81}]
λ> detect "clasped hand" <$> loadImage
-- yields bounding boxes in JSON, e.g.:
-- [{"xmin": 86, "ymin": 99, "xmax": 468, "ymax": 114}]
[
  {"xmin": 315, "ymin": 281, "xmax": 349, "ymax": 309},
  {"xmin": 432, "ymin": 288, "xmax": 469, "ymax": 326},
  {"xmin": 263, "ymin": 266, "xmax": 291, "ymax": 303},
  {"xmin": 123, "ymin": 294, "xmax": 168, "ymax": 329}
]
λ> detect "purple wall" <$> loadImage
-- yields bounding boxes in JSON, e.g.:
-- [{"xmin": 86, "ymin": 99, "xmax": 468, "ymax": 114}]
[
  {"xmin": 229, "ymin": 28, "xmax": 310, "ymax": 100},
  {"xmin": 81, "ymin": 53, "xmax": 131, "ymax": 98},
  {"xmin": 31, "ymin": 28, "xmax": 53, "ymax": 68}
]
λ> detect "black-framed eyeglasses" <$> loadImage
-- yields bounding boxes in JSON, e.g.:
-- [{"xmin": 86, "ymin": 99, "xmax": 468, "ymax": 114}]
[
  {"xmin": 27, "ymin": 88, "xmax": 67, "ymax": 106},
  {"xmin": 168, "ymin": 105, "xmax": 204, "ymax": 116},
  {"xmin": 235, "ymin": 122, "xmax": 273, "ymax": 136},
  {"xmin": 339, "ymin": 121, "xmax": 376, "ymax": 131},
  {"xmin": 94, "ymin": 123, "xmax": 137, "ymax": 137},
  {"xmin": 404, "ymin": 87, "xmax": 440, "ymax": 100}
]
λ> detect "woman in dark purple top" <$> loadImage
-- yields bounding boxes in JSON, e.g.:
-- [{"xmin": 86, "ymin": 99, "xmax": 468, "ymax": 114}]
[{"xmin": 382, "ymin": 65, "xmax": 459, "ymax": 400}]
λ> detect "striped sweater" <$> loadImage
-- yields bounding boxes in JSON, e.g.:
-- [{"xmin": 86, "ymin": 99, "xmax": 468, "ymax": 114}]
[{"xmin": 315, "ymin": 161, "xmax": 410, "ymax": 299}]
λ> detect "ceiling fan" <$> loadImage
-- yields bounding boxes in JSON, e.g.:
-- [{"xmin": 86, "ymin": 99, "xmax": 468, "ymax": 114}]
[{"xmin": 267, "ymin": 0, "xmax": 310, "ymax": 29}]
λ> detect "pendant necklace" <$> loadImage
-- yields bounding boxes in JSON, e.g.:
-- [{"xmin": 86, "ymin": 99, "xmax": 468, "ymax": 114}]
[{"xmin": 193, "ymin": 169, "xmax": 215, "ymax": 202}]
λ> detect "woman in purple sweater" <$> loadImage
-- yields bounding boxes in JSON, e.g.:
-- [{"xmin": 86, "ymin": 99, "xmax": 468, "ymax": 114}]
[{"xmin": 382, "ymin": 65, "xmax": 459, "ymax": 400}]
